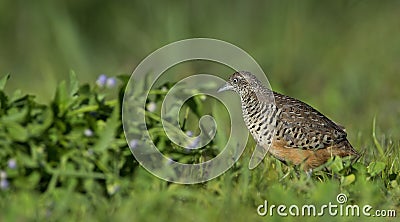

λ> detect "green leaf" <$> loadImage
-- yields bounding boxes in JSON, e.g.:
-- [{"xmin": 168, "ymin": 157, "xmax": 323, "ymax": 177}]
[
  {"xmin": 1, "ymin": 106, "xmax": 28, "ymax": 123},
  {"xmin": 18, "ymin": 152, "xmax": 39, "ymax": 168},
  {"xmin": 28, "ymin": 107, "xmax": 54, "ymax": 137},
  {"xmin": 367, "ymin": 161, "xmax": 386, "ymax": 176},
  {"xmin": 9, "ymin": 89, "xmax": 24, "ymax": 103},
  {"xmin": 93, "ymin": 105, "xmax": 120, "ymax": 151},
  {"xmin": 54, "ymin": 80, "xmax": 68, "ymax": 115},
  {"xmin": 352, "ymin": 162, "xmax": 367, "ymax": 174},
  {"xmin": 14, "ymin": 172, "xmax": 41, "ymax": 189},
  {"xmin": 330, "ymin": 156, "xmax": 344, "ymax": 173},
  {"xmin": 372, "ymin": 116, "xmax": 385, "ymax": 157},
  {"xmin": 54, "ymin": 72, "xmax": 80, "ymax": 116},
  {"xmin": 0, "ymin": 73, "xmax": 10, "ymax": 90},
  {"xmin": 5, "ymin": 121, "xmax": 29, "ymax": 142},
  {"xmin": 341, "ymin": 174, "xmax": 355, "ymax": 186},
  {"xmin": 69, "ymin": 70, "xmax": 79, "ymax": 97}
]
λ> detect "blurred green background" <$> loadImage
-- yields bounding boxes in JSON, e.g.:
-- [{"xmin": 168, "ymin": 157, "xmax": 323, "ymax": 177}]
[
  {"xmin": 1, "ymin": 0, "xmax": 399, "ymax": 143},
  {"xmin": 1, "ymin": 1, "xmax": 400, "ymax": 221}
]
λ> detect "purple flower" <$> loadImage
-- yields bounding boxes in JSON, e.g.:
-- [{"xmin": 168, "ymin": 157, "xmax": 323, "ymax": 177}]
[
  {"xmin": 0, "ymin": 171, "xmax": 8, "ymax": 190},
  {"xmin": 84, "ymin": 129, "xmax": 94, "ymax": 137},
  {"xmin": 7, "ymin": 159, "xmax": 16, "ymax": 169},
  {"xmin": 106, "ymin": 77, "xmax": 117, "ymax": 88},
  {"xmin": 187, "ymin": 137, "xmax": 200, "ymax": 149},
  {"xmin": 129, "ymin": 139, "xmax": 139, "ymax": 149},
  {"xmin": 0, "ymin": 179, "xmax": 9, "ymax": 190},
  {"xmin": 186, "ymin": 131, "xmax": 193, "ymax": 137},
  {"xmin": 96, "ymin": 74, "xmax": 107, "ymax": 87}
]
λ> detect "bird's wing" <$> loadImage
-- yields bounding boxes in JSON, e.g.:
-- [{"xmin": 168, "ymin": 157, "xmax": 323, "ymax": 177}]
[{"xmin": 274, "ymin": 92, "xmax": 347, "ymax": 150}]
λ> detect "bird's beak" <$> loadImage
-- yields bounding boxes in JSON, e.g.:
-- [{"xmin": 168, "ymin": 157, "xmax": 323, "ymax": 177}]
[{"xmin": 217, "ymin": 82, "xmax": 234, "ymax": 92}]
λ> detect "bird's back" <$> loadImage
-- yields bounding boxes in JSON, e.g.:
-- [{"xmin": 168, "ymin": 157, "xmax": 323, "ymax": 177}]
[{"xmin": 273, "ymin": 91, "xmax": 347, "ymax": 150}]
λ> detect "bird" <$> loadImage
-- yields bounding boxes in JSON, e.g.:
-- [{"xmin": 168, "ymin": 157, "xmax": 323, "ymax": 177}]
[{"xmin": 217, "ymin": 71, "xmax": 360, "ymax": 171}]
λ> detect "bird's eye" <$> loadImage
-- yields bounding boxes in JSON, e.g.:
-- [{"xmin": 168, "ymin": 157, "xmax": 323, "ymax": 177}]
[{"xmin": 232, "ymin": 78, "xmax": 238, "ymax": 83}]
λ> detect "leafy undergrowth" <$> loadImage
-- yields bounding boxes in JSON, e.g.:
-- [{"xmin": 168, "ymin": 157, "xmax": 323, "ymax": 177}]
[{"xmin": 0, "ymin": 73, "xmax": 398, "ymax": 222}]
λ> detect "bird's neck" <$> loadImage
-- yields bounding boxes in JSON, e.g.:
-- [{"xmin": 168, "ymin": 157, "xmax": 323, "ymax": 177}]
[
  {"xmin": 240, "ymin": 90, "xmax": 259, "ymax": 104},
  {"xmin": 239, "ymin": 91, "xmax": 265, "ymax": 141},
  {"xmin": 240, "ymin": 91, "xmax": 263, "ymax": 114},
  {"xmin": 239, "ymin": 90, "xmax": 277, "ymax": 143}
]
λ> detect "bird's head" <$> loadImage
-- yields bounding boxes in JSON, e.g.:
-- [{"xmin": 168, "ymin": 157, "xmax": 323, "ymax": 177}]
[
  {"xmin": 218, "ymin": 71, "xmax": 263, "ymax": 95},
  {"xmin": 218, "ymin": 71, "xmax": 273, "ymax": 103}
]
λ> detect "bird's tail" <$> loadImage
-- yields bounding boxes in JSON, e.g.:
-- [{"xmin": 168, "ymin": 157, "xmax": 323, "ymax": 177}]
[{"xmin": 338, "ymin": 139, "xmax": 361, "ymax": 163}]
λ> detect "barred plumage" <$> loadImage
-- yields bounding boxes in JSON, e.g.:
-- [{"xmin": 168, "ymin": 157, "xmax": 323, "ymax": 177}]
[{"xmin": 218, "ymin": 71, "xmax": 360, "ymax": 170}]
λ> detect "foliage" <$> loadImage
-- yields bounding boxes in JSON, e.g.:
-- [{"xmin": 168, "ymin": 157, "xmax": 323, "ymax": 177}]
[{"xmin": 0, "ymin": 73, "xmax": 399, "ymax": 221}]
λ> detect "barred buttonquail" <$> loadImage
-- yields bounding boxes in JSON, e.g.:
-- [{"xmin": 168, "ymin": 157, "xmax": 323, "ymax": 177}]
[{"xmin": 218, "ymin": 71, "xmax": 360, "ymax": 170}]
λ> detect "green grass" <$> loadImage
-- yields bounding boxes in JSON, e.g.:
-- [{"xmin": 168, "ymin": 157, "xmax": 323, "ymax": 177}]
[{"xmin": 0, "ymin": 73, "xmax": 399, "ymax": 222}]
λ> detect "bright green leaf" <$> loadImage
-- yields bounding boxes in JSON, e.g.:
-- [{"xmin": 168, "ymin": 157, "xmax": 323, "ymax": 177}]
[
  {"xmin": 341, "ymin": 174, "xmax": 355, "ymax": 186},
  {"xmin": 330, "ymin": 157, "xmax": 344, "ymax": 173},
  {"xmin": 367, "ymin": 161, "xmax": 386, "ymax": 176}
]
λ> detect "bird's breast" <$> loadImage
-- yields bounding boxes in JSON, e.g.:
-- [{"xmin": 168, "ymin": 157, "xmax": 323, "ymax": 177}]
[{"xmin": 241, "ymin": 100, "xmax": 281, "ymax": 146}]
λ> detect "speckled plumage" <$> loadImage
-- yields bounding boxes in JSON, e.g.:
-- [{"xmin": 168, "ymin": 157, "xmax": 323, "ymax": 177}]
[{"xmin": 218, "ymin": 71, "xmax": 360, "ymax": 170}]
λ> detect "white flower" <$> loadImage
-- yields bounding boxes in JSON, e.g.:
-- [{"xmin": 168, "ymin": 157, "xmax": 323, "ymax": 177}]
[
  {"xmin": 0, "ymin": 170, "xmax": 6, "ymax": 179},
  {"xmin": 84, "ymin": 129, "xmax": 94, "ymax": 137},
  {"xmin": 146, "ymin": 102, "xmax": 157, "ymax": 112}
]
